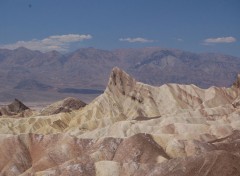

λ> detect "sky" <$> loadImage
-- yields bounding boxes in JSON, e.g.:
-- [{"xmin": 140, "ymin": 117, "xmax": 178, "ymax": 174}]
[{"xmin": 0, "ymin": 0, "xmax": 239, "ymax": 57}]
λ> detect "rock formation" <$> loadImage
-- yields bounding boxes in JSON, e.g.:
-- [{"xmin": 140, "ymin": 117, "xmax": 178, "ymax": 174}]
[
  {"xmin": 233, "ymin": 74, "xmax": 240, "ymax": 89},
  {"xmin": 0, "ymin": 98, "xmax": 32, "ymax": 117},
  {"xmin": 39, "ymin": 97, "xmax": 86, "ymax": 115},
  {"xmin": 0, "ymin": 67, "xmax": 240, "ymax": 175}
]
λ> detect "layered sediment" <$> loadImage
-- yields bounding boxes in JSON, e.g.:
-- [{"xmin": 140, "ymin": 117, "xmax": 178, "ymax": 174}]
[{"xmin": 0, "ymin": 67, "xmax": 240, "ymax": 175}]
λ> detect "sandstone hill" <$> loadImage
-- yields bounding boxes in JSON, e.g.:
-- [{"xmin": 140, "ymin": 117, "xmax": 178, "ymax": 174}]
[{"xmin": 0, "ymin": 67, "xmax": 240, "ymax": 175}]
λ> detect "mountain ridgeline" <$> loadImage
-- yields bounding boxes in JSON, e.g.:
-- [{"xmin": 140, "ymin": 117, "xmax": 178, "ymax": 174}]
[{"xmin": 0, "ymin": 47, "xmax": 239, "ymax": 102}]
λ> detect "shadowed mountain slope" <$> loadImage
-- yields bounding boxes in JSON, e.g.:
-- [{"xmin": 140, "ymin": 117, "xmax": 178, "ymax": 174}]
[{"xmin": 0, "ymin": 99, "xmax": 32, "ymax": 117}]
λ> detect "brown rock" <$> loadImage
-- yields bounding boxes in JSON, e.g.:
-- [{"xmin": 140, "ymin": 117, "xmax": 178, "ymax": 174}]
[
  {"xmin": 0, "ymin": 98, "xmax": 30, "ymax": 117},
  {"xmin": 113, "ymin": 133, "xmax": 170, "ymax": 163},
  {"xmin": 232, "ymin": 74, "xmax": 240, "ymax": 88},
  {"xmin": 40, "ymin": 97, "xmax": 86, "ymax": 115}
]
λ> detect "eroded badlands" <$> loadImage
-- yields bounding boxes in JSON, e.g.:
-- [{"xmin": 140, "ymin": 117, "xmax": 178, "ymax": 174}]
[{"xmin": 0, "ymin": 67, "xmax": 240, "ymax": 175}]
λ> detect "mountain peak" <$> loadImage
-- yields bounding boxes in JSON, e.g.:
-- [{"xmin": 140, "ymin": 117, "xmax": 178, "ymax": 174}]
[
  {"xmin": 8, "ymin": 99, "xmax": 30, "ymax": 113},
  {"xmin": 107, "ymin": 67, "xmax": 136, "ymax": 95},
  {"xmin": 233, "ymin": 74, "xmax": 240, "ymax": 88},
  {"xmin": 0, "ymin": 98, "xmax": 30, "ymax": 116},
  {"xmin": 14, "ymin": 47, "xmax": 32, "ymax": 52}
]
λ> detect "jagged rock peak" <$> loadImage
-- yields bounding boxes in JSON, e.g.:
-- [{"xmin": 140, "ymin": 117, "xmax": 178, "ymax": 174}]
[
  {"xmin": 232, "ymin": 74, "xmax": 240, "ymax": 88},
  {"xmin": 0, "ymin": 99, "xmax": 30, "ymax": 117},
  {"xmin": 7, "ymin": 98, "xmax": 29, "ymax": 113},
  {"xmin": 107, "ymin": 67, "xmax": 136, "ymax": 95}
]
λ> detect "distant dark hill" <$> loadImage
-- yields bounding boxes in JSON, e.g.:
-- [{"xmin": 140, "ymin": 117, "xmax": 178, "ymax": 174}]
[
  {"xmin": 123, "ymin": 49, "xmax": 240, "ymax": 88},
  {"xmin": 14, "ymin": 79, "xmax": 53, "ymax": 91},
  {"xmin": 1, "ymin": 46, "xmax": 240, "ymax": 102}
]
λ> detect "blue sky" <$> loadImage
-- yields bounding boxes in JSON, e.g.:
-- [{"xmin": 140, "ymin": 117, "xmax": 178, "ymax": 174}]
[{"xmin": 0, "ymin": 0, "xmax": 239, "ymax": 56}]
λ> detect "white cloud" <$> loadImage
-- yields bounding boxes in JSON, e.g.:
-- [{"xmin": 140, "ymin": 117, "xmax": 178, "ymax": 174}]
[
  {"xmin": 119, "ymin": 37, "xmax": 154, "ymax": 43},
  {"xmin": 177, "ymin": 38, "xmax": 183, "ymax": 42},
  {"xmin": 203, "ymin": 36, "xmax": 236, "ymax": 44},
  {"xmin": 49, "ymin": 34, "xmax": 92, "ymax": 42},
  {"xmin": 0, "ymin": 34, "xmax": 92, "ymax": 52}
]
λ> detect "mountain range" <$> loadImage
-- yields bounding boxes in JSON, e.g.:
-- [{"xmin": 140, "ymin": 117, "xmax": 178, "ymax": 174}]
[{"xmin": 0, "ymin": 47, "xmax": 240, "ymax": 102}]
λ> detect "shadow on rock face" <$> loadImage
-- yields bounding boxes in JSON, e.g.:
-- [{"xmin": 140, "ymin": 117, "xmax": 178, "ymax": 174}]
[{"xmin": 0, "ymin": 98, "xmax": 31, "ymax": 117}]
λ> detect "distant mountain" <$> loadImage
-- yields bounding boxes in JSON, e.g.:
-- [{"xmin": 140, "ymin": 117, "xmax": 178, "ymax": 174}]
[
  {"xmin": 57, "ymin": 88, "xmax": 104, "ymax": 94},
  {"xmin": 14, "ymin": 79, "xmax": 53, "ymax": 91},
  {"xmin": 0, "ymin": 47, "xmax": 239, "ymax": 102}
]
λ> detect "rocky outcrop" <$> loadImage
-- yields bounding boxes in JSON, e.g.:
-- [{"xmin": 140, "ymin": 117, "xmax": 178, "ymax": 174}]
[
  {"xmin": 0, "ymin": 68, "xmax": 240, "ymax": 175},
  {"xmin": 232, "ymin": 74, "xmax": 240, "ymax": 89},
  {"xmin": 0, "ymin": 99, "xmax": 31, "ymax": 117},
  {"xmin": 39, "ymin": 97, "xmax": 86, "ymax": 115}
]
